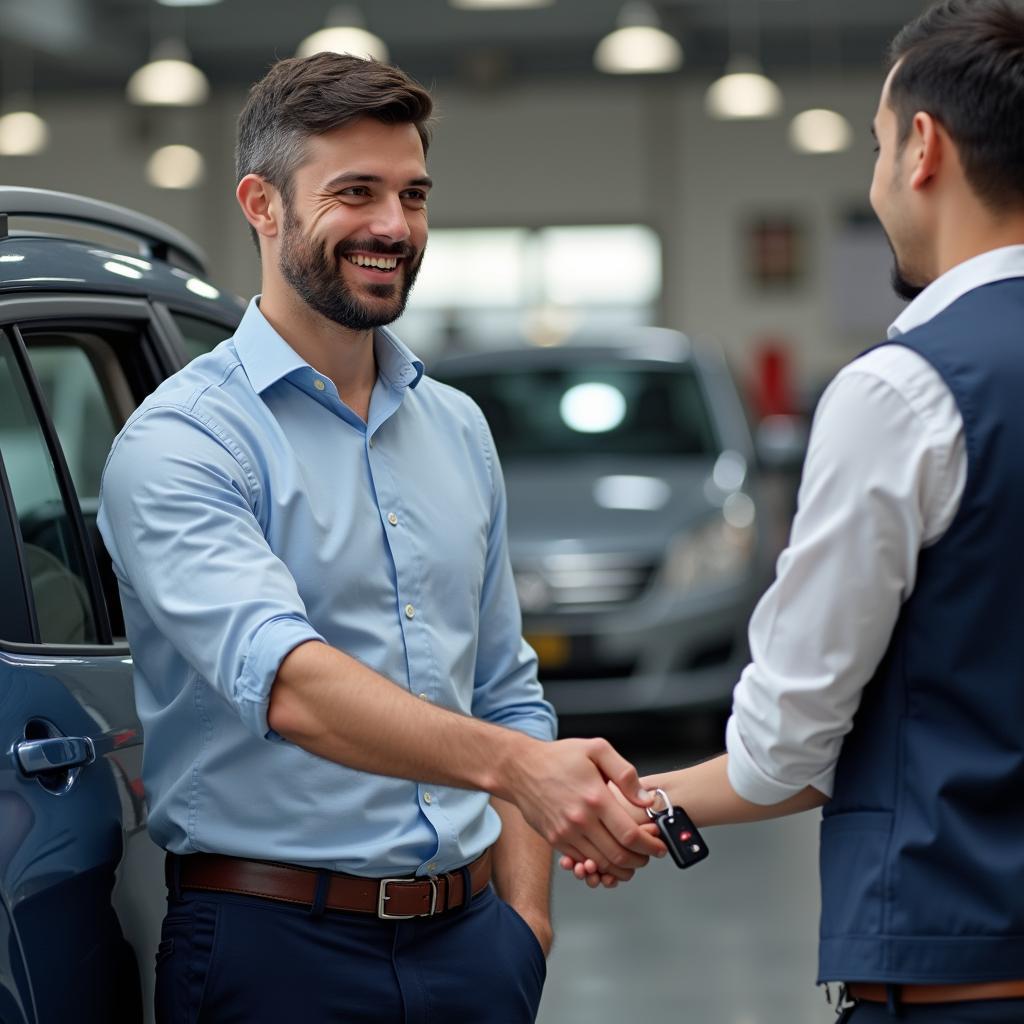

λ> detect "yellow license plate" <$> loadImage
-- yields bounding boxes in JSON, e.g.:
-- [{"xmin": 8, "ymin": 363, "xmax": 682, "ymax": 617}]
[{"xmin": 525, "ymin": 633, "xmax": 570, "ymax": 669}]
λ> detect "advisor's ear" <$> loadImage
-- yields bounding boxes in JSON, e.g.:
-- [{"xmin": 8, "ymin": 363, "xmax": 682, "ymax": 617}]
[{"xmin": 908, "ymin": 111, "xmax": 942, "ymax": 192}]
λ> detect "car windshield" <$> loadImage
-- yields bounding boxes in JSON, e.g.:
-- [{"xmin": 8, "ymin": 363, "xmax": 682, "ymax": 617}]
[{"xmin": 441, "ymin": 363, "xmax": 718, "ymax": 460}]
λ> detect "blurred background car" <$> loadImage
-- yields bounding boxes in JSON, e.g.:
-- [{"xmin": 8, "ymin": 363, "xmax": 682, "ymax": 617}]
[{"xmin": 433, "ymin": 331, "xmax": 801, "ymax": 724}]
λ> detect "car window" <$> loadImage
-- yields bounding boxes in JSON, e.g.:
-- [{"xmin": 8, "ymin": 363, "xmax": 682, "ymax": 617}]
[
  {"xmin": 22, "ymin": 329, "xmax": 140, "ymax": 642},
  {"xmin": 170, "ymin": 311, "xmax": 234, "ymax": 361},
  {"xmin": 0, "ymin": 330, "xmax": 98, "ymax": 644},
  {"xmin": 25, "ymin": 340, "xmax": 127, "ymax": 501},
  {"xmin": 442, "ymin": 364, "xmax": 719, "ymax": 460}
]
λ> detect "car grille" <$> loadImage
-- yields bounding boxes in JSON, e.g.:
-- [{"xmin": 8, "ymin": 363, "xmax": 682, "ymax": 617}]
[{"xmin": 513, "ymin": 553, "xmax": 657, "ymax": 612}]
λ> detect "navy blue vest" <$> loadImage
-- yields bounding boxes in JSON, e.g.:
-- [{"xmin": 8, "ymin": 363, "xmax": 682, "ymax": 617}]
[{"xmin": 818, "ymin": 277, "xmax": 1024, "ymax": 984}]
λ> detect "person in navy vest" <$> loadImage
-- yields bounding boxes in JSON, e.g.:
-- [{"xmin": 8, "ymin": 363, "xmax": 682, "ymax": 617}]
[{"xmin": 563, "ymin": 1, "xmax": 1024, "ymax": 1019}]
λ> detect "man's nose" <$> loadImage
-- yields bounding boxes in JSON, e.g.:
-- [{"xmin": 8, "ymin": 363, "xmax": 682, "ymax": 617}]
[{"xmin": 368, "ymin": 195, "xmax": 412, "ymax": 243}]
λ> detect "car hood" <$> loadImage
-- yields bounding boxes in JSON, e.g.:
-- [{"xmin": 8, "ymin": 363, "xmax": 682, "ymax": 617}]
[{"xmin": 503, "ymin": 457, "xmax": 720, "ymax": 560}]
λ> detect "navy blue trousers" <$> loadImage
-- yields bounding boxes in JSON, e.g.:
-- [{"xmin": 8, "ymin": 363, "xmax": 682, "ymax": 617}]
[
  {"xmin": 154, "ymin": 883, "xmax": 546, "ymax": 1023},
  {"xmin": 843, "ymin": 999, "xmax": 1024, "ymax": 1022}
]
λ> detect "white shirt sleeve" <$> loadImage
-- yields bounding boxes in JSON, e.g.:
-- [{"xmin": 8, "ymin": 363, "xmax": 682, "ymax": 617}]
[{"xmin": 726, "ymin": 345, "xmax": 966, "ymax": 804}]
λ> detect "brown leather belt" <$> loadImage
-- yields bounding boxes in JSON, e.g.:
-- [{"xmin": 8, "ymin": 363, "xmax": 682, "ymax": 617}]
[
  {"xmin": 167, "ymin": 849, "xmax": 492, "ymax": 919},
  {"xmin": 847, "ymin": 981, "xmax": 1024, "ymax": 1005}
]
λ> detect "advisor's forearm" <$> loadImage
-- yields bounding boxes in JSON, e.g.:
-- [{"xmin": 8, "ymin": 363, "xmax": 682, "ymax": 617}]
[{"xmin": 645, "ymin": 753, "xmax": 827, "ymax": 828}]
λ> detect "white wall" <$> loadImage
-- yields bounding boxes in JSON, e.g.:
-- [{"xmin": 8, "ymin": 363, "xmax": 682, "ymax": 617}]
[{"xmin": 1, "ymin": 69, "xmax": 903, "ymax": 395}]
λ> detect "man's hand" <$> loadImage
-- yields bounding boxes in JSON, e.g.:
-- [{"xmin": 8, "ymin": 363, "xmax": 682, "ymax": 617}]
[
  {"xmin": 498, "ymin": 736, "xmax": 665, "ymax": 876},
  {"xmin": 512, "ymin": 905, "xmax": 554, "ymax": 957},
  {"xmin": 557, "ymin": 780, "xmax": 660, "ymax": 888}
]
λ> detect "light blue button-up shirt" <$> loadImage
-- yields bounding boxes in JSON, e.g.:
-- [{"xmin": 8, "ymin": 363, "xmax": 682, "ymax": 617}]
[{"xmin": 98, "ymin": 298, "xmax": 555, "ymax": 875}]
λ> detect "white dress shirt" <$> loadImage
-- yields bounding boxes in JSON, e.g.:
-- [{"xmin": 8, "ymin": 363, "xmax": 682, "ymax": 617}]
[{"xmin": 726, "ymin": 245, "xmax": 1024, "ymax": 804}]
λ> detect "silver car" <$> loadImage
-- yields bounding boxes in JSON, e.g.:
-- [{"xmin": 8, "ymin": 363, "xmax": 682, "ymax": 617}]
[{"xmin": 433, "ymin": 329, "xmax": 780, "ymax": 719}]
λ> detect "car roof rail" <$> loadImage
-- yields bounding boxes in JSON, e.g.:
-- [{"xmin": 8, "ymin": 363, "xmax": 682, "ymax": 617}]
[{"xmin": 0, "ymin": 186, "xmax": 208, "ymax": 275}]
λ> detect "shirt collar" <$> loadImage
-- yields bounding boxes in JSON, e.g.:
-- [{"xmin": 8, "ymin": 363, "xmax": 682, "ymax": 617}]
[
  {"xmin": 888, "ymin": 244, "xmax": 1024, "ymax": 338},
  {"xmin": 233, "ymin": 297, "xmax": 425, "ymax": 395}
]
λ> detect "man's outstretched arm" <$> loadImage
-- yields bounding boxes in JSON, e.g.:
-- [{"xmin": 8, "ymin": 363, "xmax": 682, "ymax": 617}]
[{"xmin": 268, "ymin": 639, "xmax": 665, "ymax": 872}]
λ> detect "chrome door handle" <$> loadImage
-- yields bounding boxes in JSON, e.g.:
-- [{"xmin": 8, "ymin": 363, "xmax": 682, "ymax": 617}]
[{"xmin": 14, "ymin": 736, "xmax": 95, "ymax": 776}]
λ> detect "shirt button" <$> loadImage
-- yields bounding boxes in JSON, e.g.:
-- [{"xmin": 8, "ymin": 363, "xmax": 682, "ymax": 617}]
[
  {"xmin": 423, "ymin": 792, "xmax": 432, "ymax": 805},
  {"xmin": 418, "ymin": 692, "xmax": 429, "ymax": 701},
  {"xmin": 387, "ymin": 512, "xmax": 399, "ymax": 526},
  {"xmin": 368, "ymin": 435, "xmax": 375, "ymax": 447},
  {"xmin": 405, "ymin": 604, "xmax": 415, "ymax": 619},
  {"xmin": 427, "ymin": 862, "xmax": 437, "ymax": 873},
  {"xmin": 313, "ymin": 379, "xmax": 326, "ymax": 391}
]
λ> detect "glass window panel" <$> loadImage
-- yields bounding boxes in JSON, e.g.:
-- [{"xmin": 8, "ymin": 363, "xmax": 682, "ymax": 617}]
[
  {"xmin": 405, "ymin": 229, "xmax": 528, "ymax": 308},
  {"xmin": 539, "ymin": 225, "xmax": 661, "ymax": 306},
  {"xmin": 26, "ymin": 344, "xmax": 120, "ymax": 502},
  {"xmin": 170, "ymin": 312, "xmax": 235, "ymax": 362},
  {"xmin": 440, "ymin": 363, "xmax": 717, "ymax": 461},
  {"xmin": 0, "ymin": 331, "xmax": 97, "ymax": 644}
]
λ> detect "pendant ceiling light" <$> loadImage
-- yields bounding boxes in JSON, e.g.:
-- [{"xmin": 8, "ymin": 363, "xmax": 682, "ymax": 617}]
[
  {"xmin": 789, "ymin": 107, "xmax": 852, "ymax": 154},
  {"xmin": 705, "ymin": 0, "xmax": 781, "ymax": 120},
  {"xmin": 147, "ymin": 144, "xmax": 205, "ymax": 189},
  {"xmin": 594, "ymin": 1, "xmax": 683, "ymax": 75},
  {"xmin": 706, "ymin": 57, "xmax": 782, "ymax": 120},
  {"xmin": 0, "ymin": 110, "xmax": 49, "ymax": 156},
  {"xmin": 0, "ymin": 48, "xmax": 49, "ymax": 156},
  {"xmin": 126, "ymin": 39, "xmax": 209, "ymax": 106},
  {"xmin": 788, "ymin": 1, "xmax": 851, "ymax": 154},
  {"xmin": 450, "ymin": 0, "xmax": 553, "ymax": 8},
  {"xmin": 296, "ymin": 5, "xmax": 388, "ymax": 62}
]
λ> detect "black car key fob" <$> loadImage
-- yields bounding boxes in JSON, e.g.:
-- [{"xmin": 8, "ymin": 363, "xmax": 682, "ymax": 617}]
[{"xmin": 647, "ymin": 789, "xmax": 709, "ymax": 869}]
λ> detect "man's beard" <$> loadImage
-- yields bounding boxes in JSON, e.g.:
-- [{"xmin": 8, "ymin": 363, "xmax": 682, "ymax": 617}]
[
  {"xmin": 890, "ymin": 258, "xmax": 925, "ymax": 302},
  {"xmin": 279, "ymin": 208, "xmax": 422, "ymax": 331},
  {"xmin": 880, "ymin": 213, "xmax": 925, "ymax": 302}
]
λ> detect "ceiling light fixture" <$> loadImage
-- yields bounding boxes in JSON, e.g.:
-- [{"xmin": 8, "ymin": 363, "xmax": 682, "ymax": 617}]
[
  {"xmin": 296, "ymin": 5, "xmax": 388, "ymax": 61},
  {"xmin": 789, "ymin": 108, "xmax": 852, "ymax": 154},
  {"xmin": 0, "ymin": 110, "xmax": 49, "ymax": 156},
  {"xmin": 706, "ymin": 58, "xmax": 782, "ymax": 119},
  {"xmin": 594, "ymin": 1, "xmax": 683, "ymax": 75},
  {"xmin": 146, "ymin": 144, "xmax": 205, "ymax": 189},
  {"xmin": 157, "ymin": 0, "xmax": 222, "ymax": 6},
  {"xmin": 705, "ymin": 0, "xmax": 781, "ymax": 120},
  {"xmin": 450, "ymin": 0, "xmax": 553, "ymax": 8},
  {"xmin": 126, "ymin": 39, "xmax": 209, "ymax": 106}
]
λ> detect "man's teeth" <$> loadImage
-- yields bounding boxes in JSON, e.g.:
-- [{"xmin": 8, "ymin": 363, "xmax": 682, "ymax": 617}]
[{"xmin": 348, "ymin": 254, "xmax": 399, "ymax": 270}]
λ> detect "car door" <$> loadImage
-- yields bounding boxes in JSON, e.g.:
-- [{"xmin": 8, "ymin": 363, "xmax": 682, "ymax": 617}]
[{"xmin": 0, "ymin": 296, "xmax": 185, "ymax": 1024}]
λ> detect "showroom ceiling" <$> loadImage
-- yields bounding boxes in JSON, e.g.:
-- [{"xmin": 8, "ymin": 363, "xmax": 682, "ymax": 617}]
[{"xmin": 2, "ymin": 0, "xmax": 932, "ymax": 96}]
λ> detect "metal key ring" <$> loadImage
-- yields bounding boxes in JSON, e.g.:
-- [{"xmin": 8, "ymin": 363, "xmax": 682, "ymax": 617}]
[{"xmin": 645, "ymin": 787, "xmax": 672, "ymax": 820}]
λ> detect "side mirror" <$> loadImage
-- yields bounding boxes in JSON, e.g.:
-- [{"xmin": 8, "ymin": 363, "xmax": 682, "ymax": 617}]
[{"xmin": 755, "ymin": 414, "xmax": 809, "ymax": 472}]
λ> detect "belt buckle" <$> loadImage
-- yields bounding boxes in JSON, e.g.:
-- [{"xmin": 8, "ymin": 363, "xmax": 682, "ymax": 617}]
[{"xmin": 377, "ymin": 877, "xmax": 438, "ymax": 920}]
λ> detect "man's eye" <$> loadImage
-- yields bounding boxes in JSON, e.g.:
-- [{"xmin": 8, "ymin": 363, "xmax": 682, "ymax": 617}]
[
  {"xmin": 403, "ymin": 190, "xmax": 428, "ymax": 204},
  {"xmin": 340, "ymin": 186, "xmax": 371, "ymax": 197}
]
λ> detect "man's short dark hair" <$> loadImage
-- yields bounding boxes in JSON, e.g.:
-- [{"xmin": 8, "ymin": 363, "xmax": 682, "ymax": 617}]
[
  {"xmin": 235, "ymin": 53, "xmax": 434, "ymax": 245},
  {"xmin": 888, "ymin": 0, "xmax": 1024, "ymax": 211}
]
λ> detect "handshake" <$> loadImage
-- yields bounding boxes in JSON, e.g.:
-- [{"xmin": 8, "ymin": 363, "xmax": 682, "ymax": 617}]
[
  {"xmin": 502, "ymin": 735, "xmax": 826, "ymax": 886},
  {"xmin": 499, "ymin": 733, "xmax": 724, "ymax": 890}
]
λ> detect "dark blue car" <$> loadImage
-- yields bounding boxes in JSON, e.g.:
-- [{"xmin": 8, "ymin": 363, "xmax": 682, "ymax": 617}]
[{"xmin": 0, "ymin": 188, "xmax": 242, "ymax": 1023}]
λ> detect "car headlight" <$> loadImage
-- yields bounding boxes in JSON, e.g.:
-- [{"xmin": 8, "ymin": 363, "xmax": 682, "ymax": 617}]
[{"xmin": 662, "ymin": 493, "xmax": 756, "ymax": 592}]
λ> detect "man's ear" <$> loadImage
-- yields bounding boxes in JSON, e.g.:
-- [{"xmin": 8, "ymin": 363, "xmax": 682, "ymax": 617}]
[
  {"xmin": 909, "ymin": 111, "xmax": 942, "ymax": 192},
  {"xmin": 236, "ymin": 174, "xmax": 282, "ymax": 241}
]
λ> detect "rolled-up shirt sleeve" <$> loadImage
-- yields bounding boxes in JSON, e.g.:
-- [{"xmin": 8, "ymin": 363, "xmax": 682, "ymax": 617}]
[
  {"xmin": 726, "ymin": 357, "xmax": 964, "ymax": 804},
  {"xmin": 469, "ymin": 409, "xmax": 557, "ymax": 742},
  {"xmin": 98, "ymin": 403, "xmax": 324, "ymax": 738}
]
